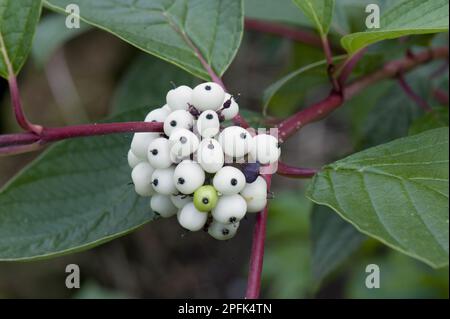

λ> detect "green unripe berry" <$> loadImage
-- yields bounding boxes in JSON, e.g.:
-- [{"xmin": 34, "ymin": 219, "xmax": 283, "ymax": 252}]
[{"xmin": 193, "ymin": 185, "xmax": 218, "ymax": 212}]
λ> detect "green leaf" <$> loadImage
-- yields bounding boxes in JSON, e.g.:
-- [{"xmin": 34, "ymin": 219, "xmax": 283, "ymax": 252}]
[
  {"xmin": 409, "ymin": 107, "xmax": 449, "ymax": 135},
  {"xmin": 292, "ymin": 0, "xmax": 335, "ymax": 36},
  {"xmin": 244, "ymin": 0, "xmax": 312, "ymax": 28},
  {"xmin": 307, "ymin": 128, "xmax": 449, "ymax": 268},
  {"xmin": 112, "ymin": 54, "xmax": 198, "ymax": 114},
  {"xmin": 44, "ymin": 0, "xmax": 244, "ymax": 80},
  {"xmin": 0, "ymin": 0, "xmax": 43, "ymax": 78},
  {"xmin": 0, "ymin": 107, "xmax": 157, "ymax": 261},
  {"xmin": 31, "ymin": 14, "xmax": 91, "ymax": 67},
  {"xmin": 341, "ymin": 0, "xmax": 449, "ymax": 53},
  {"xmin": 311, "ymin": 204, "xmax": 365, "ymax": 282},
  {"xmin": 263, "ymin": 55, "xmax": 345, "ymax": 115}
]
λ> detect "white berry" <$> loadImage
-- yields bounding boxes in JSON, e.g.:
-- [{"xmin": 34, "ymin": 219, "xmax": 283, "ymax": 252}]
[
  {"xmin": 177, "ymin": 202, "xmax": 208, "ymax": 231},
  {"xmin": 171, "ymin": 194, "xmax": 193, "ymax": 209},
  {"xmin": 212, "ymin": 194, "xmax": 247, "ymax": 224},
  {"xmin": 131, "ymin": 162, "xmax": 155, "ymax": 197},
  {"xmin": 163, "ymin": 110, "xmax": 194, "ymax": 136},
  {"xmin": 166, "ymin": 85, "xmax": 192, "ymax": 111},
  {"xmin": 220, "ymin": 93, "xmax": 239, "ymax": 120},
  {"xmin": 169, "ymin": 128, "xmax": 199, "ymax": 159},
  {"xmin": 196, "ymin": 110, "xmax": 220, "ymax": 138},
  {"xmin": 197, "ymin": 138, "xmax": 224, "ymax": 173},
  {"xmin": 147, "ymin": 137, "xmax": 172, "ymax": 169},
  {"xmin": 218, "ymin": 126, "xmax": 253, "ymax": 158},
  {"xmin": 173, "ymin": 160, "xmax": 205, "ymax": 194},
  {"xmin": 151, "ymin": 166, "xmax": 177, "ymax": 195},
  {"xmin": 150, "ymin": 194, "xmax": 177, "ymax": 218},
  {"xmin": 144, "ymin": 107, "xmax": 170, "ymax": 122},
  {"xmin": 240, "ymin": 176, "xmax": 267, "ymax": 213},
  {"xmin": 131, "ymin": 132, "xmax": 159, "ymax": 159},
  {"xmin": 208, "ymin": 220, "xmax": 239, "ymax": 240},
  {"xmin": 213, "ymin": 166, "xmax": 246, "ymax": 195},
  {"xmin": 128, "ymin": 149, "xmax": 143, "ymax": 168},
  {"xmin": 250, "ymin": 134, "xmax": 280, "ymax": 164},
  {"xmin": 191, "ymin": 82, "xmax": 225, "ymax": 111}
]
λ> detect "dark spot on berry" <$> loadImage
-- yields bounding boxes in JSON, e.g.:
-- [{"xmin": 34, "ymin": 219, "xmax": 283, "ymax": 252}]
[
  {"xmin": 230, "ymin": 178, "xmax": 238, "ymax": 186},
  {"xmin": 202, "ymin": 197, "xmax": 209, "ymax": 204},
  {"xmin": 223, "ymin": 99, "xmax": 231, "ymax": 109},
  {"xmin": 229, "ymin": 216, "xmax": 237, "ymax": 223},
  {"xmin": 276, "ymin": 142, "xmax": 281, "ymax": 148},
  {"xmin": 206, "ymin": 113, "xmax": 214, "ymax": 120},
  {"xmin": 207, "ymin": 142, "xmax": 214, "ymax": 150},
  {"xmin": 178, "ymin": 177, "xmax": 185, "ymax": 184},
  {"xmin": 179, "ymin": 136, "xmax": 187, "ymax": 144},
  {"xmin": 151, "ymin": 120, "xmax": 156, "ymax": 122},
  {"xmin": 154, "ymin": 211, "xmax": 160, "ymax": 216},
  {"xmin": 153, "ymin": 179, "xmax": 158, "ymax": 186},
  {"xmin": 205, "ymin": 85, "xmax": 211, "ymax": 91},
  {"xmin": 170, "ymin": 120, "xmax": 177, "ymax": 127},
  {"xmin": 151, "ymin": 149, "xmax": 158, "ymax": 156},
  {"xmin": 240, "ymin": 133, "xmax": 247, "ymax": 139},
  {"xmin": 222, "ymin": 229, "xmax": 230, "ymax": 235}
]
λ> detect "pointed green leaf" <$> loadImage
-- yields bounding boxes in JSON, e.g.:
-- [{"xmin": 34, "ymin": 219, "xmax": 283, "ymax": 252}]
[
  {"xmin": 307, "ymin": 128, "xmax": 449, "ymax": 268},
  {"xmin": 311, "ymin": 204, "xmax": 365, "ymax": 282},
  {"xmin": 341, "ymin": 0, "xmax": 449, "ymax": 53},
  {"xmin": 0, "ymin": 108, "xmax": 157, "ymax": 261},
  {"xmin": 44, "ymin": 0, "xmax": 243, "ymax": 80},
  {"xmin": 292, "ymin": 0, "xmax": 335, "ymax": 36},
  {"xmin": 0, "ymin": 0, "xmax": 42, "ymax": 78}
]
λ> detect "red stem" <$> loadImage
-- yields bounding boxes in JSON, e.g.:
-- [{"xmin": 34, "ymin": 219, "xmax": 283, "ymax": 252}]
[
  {"xmin": 276, "ymin": 161, "xmax": 318, "ymax": 178},
  {"xmin": 433, "ymin": 88, "xmax": 449, "ymax": 105},
  {"xmin": 277, "ymin": 46, "xmax": 449, "ymax": 142},
  {"xmin": 7, "ymin": 75, "xmax": 43, "ymax": 134},
  {"xmin": 245, "ymin": 174, "xmax": 272, "ymax": 299},
  {"xmin": 0, "ymin": 122, "xmax": 163, "ymax": 155},
  {"xmin": 337, "ymin": 48, "xmax": 368, "ymax": 86},
  {"xmin": 321, "ymin": 35, "xmax": 340, "ymax": 92},
  {"xmin": 245, "ymin": 18, "xmax": 329, "ymax": 50},
  {"xmin": 397, "ymin": 73, "xmax": 433, "ymax": 112}
]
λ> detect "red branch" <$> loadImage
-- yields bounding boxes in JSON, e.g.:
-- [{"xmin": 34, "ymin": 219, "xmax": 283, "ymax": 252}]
[
  {"xmin": 0, "ymin": 122, "xmax": 163, "ymax": 155},
  {"xmin": 433, "ymin": 88, "xmax": 449, "ymax": 105},
  {"xmin": 245, "ymin": 18, "xmax": 323, "ymax": 49},
  {"xmin": 245, "ymin": 174, "xmax": 272, "ymax": 299},
  {"xmin": 7, "ymin": 75, "xmax": 43, "ymax": 134},
  {"xmin": 276, "ymin": 161, "xmax": 318, "ymax": 178},
  {"xmin": 277, "ymin": 46, "xmax": 449, "ymax": 142},
  {"xmin": 397, "ymin": 73, "xmax": 432, "ymax": 112}
]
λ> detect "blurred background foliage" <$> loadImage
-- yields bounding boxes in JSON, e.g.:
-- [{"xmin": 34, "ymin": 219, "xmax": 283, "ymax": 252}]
[{"xmin": 0, "ymin": 0, "xmax": 448, "ymax": 298}]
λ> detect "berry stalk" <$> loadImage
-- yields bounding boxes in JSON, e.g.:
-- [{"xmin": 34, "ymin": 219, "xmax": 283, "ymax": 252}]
[
  {"xmin": 245, "ymin": 174, "xmax": 272, "ymax": 299},
  {"xmin": 276, "ymin": 162, "xmax": 318, "ymax": 178}
]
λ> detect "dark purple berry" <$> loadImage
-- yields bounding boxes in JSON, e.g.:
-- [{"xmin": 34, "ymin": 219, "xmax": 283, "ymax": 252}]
[{"xmin": 241, "ymin": 162, "xmax": 260, "ymax": 183}]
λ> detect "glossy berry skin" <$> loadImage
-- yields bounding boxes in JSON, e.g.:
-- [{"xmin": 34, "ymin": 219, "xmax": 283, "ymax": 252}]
[
  {"xmin": 197, "ymin": 138, "xmax": 224, "ymax": 173},
  {"xmin": 240, "ymin": 176, "xmax": 267, "ymax": 213},
  {"xmin": 147, "ymin": 137, "xmax": 172, "ymax": 169},
  {"xmin": 150, "ymin": 194, "xmax": 178, "ymax": 218},
  {"xmin": 151, "ymin": 166, "xmax": 177, "ymax": 195},
  {"xmin": 177, "ymin": 202, "xmax": 208, "ymax": 231},
  {"xmin": 196, "ymin": 110, "xmax": 220, "ymax": 138},
  {"xmin": 212, "ymin": 194, "xmax": 247, "ymax": 224},
  {"xmin": 131, "ymin": 162, "xmax": 155, "ymax": 197},
  {"xmin": 169, "ymin": 128, "xmax": 199, "ymax": 159},
  {"xmin": 213, "ymin": 166, "xmax": 246, "ymax": 195},
  {"xmin": 131, "ymin": 132, "xmax": 159, "ymax": 159},
  {"xmin": 173, "ymin": 160, "xmax": 205, "ymax": 195},
  {"xmin": 208, "ymin": 220, "xmax": 239, "ymax": 240},
  {"xmin": 144, "ymin": 107, "xmax": 170, "ymax": 122},
  {"xmin": 220, "ymin": 93, "xmax": 239, "ymax": 120},
  {"xmin": 249, "ymin": 134, "xmax": 281, "ymax": 164},
  {"xmin": 191, "ymin": 82, "xmax": 225, "ymax": 111},
  {"xmin": 127, "ymin": 149, "xmax": 143, "ymax": 168},
  {"xmin": 163, "ymin": 110, "xmax": 194, "ymax": 136},
  {"xmin": 170, "ymin": 194, "xmax": 193, "ymax": 209},
  {"xmin": 166, "ymin": 85, "xmax": 192, "ymax": 111},
  {"xmin": 193, "ymin": 185, "xmax": 218, "ymax": 212},
  {"xmin": 218, "ymin": 126, "xmax": 254, "ymax": 158},
  {"xmin": 241, "ymin": 161, "xmax": 261, "ymax": 183}
]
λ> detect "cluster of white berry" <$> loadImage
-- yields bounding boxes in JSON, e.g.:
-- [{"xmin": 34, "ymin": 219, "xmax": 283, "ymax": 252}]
[{"xmin": 127, "ymin": 82, "xmax": 280, "ymax": 240}]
